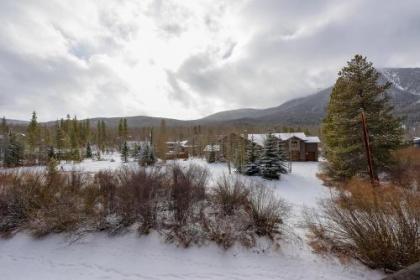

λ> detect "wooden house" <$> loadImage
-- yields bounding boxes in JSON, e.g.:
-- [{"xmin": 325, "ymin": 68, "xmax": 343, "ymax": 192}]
[
  {"xmin": 165, "ymin": 140, "xmax": 189, "ymax": 159},
  {"xmin": 248, "ymin": 132, "xmax": 320, "ymax": 161}
]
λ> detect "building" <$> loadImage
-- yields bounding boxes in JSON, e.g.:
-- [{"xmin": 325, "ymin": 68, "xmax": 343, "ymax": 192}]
[
  {"xmin": 248, "ymin": 132, "xmax": 320, "ymax": 161},
  {"xmin": 166, "ymin": 140, "xmax": 189, "ymax": 159},
  {"xmin": 203, "ymin": 144, "xmax": 221, "ymax": 161}
]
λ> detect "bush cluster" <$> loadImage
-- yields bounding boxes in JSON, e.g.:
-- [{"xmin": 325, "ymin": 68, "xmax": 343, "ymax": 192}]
[
  {"xmin": 306, "ymin": 178, "xmax": 420, "ymax": 271},
  {"xmin": 0, "ymin": 165, "xmax": 289, "ymax": 249}
]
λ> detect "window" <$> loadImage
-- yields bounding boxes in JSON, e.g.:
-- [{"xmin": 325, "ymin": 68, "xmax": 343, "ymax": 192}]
[{"xmin": 291, "ymin": 140, "xmax": 299, "ymax": 150}]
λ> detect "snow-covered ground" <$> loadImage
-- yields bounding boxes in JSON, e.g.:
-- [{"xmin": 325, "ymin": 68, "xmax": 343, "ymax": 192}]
[{"xmin": 0, "ymin": 156, "xmax": 384, "ymax": 280}]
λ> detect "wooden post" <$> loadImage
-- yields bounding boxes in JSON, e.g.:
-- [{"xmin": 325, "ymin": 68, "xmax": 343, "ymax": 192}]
[{"xmin": 360, "ymin": 111, "xmax": 379, "ymax": 186}]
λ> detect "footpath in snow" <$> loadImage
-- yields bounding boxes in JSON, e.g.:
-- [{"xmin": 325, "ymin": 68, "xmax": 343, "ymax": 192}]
[{"xmin": 0, "ymin": 157, "xmax": 384, "ymax": 280}]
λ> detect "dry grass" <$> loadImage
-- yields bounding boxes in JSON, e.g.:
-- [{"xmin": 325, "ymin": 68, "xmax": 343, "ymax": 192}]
[
  {"xmin": 248, "ymin": 184, "xmax": 290, "ymax": 238},
  {"xmin": 306, "ymin": 178, "xmax": 420, "ymax": 271},
  {"xmin": 0, "ymin": 164, "xmax": 289, "ymax": 250},
  {"xmin": 389, "ymin": 147, "xmax": 420, "ymax": 190},
  {"xmin": 211, "ymin": 176, "xmax": 250, "ymax": 216}
]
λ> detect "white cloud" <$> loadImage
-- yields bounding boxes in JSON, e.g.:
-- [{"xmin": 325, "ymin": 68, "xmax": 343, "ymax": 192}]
[{"xmin": 1, "ymin": 0, "xmax": 420, "ymax": 121}]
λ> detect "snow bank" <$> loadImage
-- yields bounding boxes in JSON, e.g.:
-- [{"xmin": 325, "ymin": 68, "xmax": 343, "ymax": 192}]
[{"xmin": 0, "ymin": 156, "xmax": 384, "ymax": 279}]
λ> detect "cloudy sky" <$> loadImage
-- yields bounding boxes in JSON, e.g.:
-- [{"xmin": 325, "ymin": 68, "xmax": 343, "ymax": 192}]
[{"xmin": 1, "ymin": 0, "xmax": 420, "ymax": 121}]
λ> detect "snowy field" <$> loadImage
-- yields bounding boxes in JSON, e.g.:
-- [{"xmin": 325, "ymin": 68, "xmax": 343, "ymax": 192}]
[{"xmin": 0, "ymin": 155, "xmax": 384, "ymax": 280}]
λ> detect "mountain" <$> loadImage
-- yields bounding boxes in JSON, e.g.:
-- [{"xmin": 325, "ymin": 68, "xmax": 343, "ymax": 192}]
[
  {"xmin": 202, "ymin": 68, "xmax": 420, "ymax": 125},
  {"xmin": 6, "ymin": 68, "xmax": 420, "ymax": 128}
]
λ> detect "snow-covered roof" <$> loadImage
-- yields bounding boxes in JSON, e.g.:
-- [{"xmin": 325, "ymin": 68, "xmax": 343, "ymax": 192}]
[
  {"xmin": 247, "ymin": 134, "xmax": 266, "ymax": 147},
  {"xmin": 305, "ymin": 136, "xmax": 321, "ymax": 144},
  {"xmin": 248, "ymin": 132, "xmax": 320, "ymax": 145},
  {"xmin": 203, "ymin": 144, "xmax": 220, "ymax": 152},
  {"xmin": 274, "ymin": 133, "xmax": 307, "ymax": 141},
  {"xmin": 166, "ymin": 140, "xmax": 189, "ymax": 147}
]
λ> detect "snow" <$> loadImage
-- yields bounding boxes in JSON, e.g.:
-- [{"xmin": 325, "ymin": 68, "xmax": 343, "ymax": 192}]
[
  {"xmin": 248, "ymin": 133, "xmax": 321, "ymax": 146},
  {"xmin": 0, "ymin": 157, "xmax": 384, "ymax": 280}
]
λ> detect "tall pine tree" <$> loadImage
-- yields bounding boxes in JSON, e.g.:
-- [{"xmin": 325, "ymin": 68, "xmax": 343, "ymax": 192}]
[
  {"xmin": 322, "ymin": 55, "xmax": 403, "ymax": 180},
  {"xmin": 4, "ymin": 132, "xmax": 24, "ymax": 167},
  {"xmin": 243, "ymin": 135, "xmax": 260, "ymax": 175},
  {"xmin": 259, "ymin": 133, "xmax": 288, "ymax": 180},
  {"xmin": 27, "ymin": 111, "xmax": 40, "ymax": 160}
]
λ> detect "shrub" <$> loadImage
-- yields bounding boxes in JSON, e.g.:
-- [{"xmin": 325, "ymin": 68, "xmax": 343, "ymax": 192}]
[
  {"xmin": 306, "ymin": 178, "xmax": 420, "ymax": 271},
  {"xmin": 169, "ymin": 164, "xmax": 208, "ymax": 225},
  {"xmin": 248, "ymin": 184, "xmax": 289, "ymax": 237},
  {"xmin": 94, "ymin": 168, "xmax": 165, "ymax": 234},
  {"xmin": 211, "ymin": 176, "xmax": 250, "ymax": 216},
  {"xmin": 0, "ymin": 171, "xmax": 85, "ymax": 237},
  {"xmin": 389, "ymin": 147, "xmax": 420, "ymax": 190}
]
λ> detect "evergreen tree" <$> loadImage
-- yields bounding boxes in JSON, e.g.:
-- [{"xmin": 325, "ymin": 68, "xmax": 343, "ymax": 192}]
[
  {"xmin": 260, "ymin": 133, "xmax": 288, "ymax": 180},
  {"xmin": 139, "ymin": 143, "xmax": 155, "ymax": 166},
  {"xmin": 123, "ymin": 118, "xmax": 128, "ymax": 139},
  {"xmin": 118, "ymin": 119, "xmax": 123, "ymax": 139},
  {"xmin": 243, "ymin": 135, "xmax": 260, "ymax": 175},
  {"xmin": 121, "ymin": 141, "xmax": 129, "ymax": 163},
  {"xmin": 157, "ymin": 119, "xmax": 167, "ymax": 160},
  {"xmin": 131, "ymin": 143, "xmax": 141, "ymax": 160},
  {"xmin": 322, "ymin": 55, "xmax": 403, "ymax": 180},
  {"xmin": 1, "ymin": 116, "xmax": 8, "ymax": 134},
  {"xmin": 4, "ymin": 132, "xmax": 24, "ymax": 167},
  {"xmin": 207, "ymin": 146, "xmax": 216, "ymax": 163},
  {"xmin": 47, "ymin": 145, "xmax": 55, "ymax": 159},
  {"xmin": 55, "ymin": 122, "xmax": 65, "ymax": 160},
  {"xmin": 100, "ymin": 121, "xmax": 106, "ymax": 151},
  {"xmin": 86, "ymin": 142, "xmax": 92, "ymax": 158},
  {"xmin": 27, "ymin": 111, "xmax": 40, "ymax": 159}
]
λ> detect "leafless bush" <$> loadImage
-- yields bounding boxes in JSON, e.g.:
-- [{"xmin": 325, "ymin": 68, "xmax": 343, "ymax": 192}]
[
  {"xmin": 0, "ymin": 171, "xmax": 85, "ymax": 237},
  {"xmin": 211, "ymin": 176, "xmax": 250, "ymax": 215},
  {"xmin": 0, "ymin": 173, "xmax": 28, "ymax": 236},
  {"xmin": 389, "ymin": 147, "xmax": 420, "ymax": 190},
  {"xmin": 0, "ymin": 163, "xmax": 291, "ymax": 250},
  {"xmin": 203, "ymin": 209, "xmax": 255, "ymax": 249},
  {"xmin": 93, "ymin": 168, "xmax": 166, "ymax": 234},
  {"xmin": 169, "ymin": 164, "xmax": 208, "ymax": 225},
  {"xmin": 248, "ymin": 184, "xmax": 290, "ymax": 238},
  {"xmin": 306, "ymin": 178, "xmax": 420, "ymax": 271}
]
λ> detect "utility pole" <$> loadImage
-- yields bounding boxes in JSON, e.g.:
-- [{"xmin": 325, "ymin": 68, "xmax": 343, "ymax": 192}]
[{"xmin": 360, "ymin": 111, "xmax": 379, "ymax": 186}]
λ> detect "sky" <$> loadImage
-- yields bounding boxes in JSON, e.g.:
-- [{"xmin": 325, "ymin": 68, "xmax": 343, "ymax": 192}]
[{"xmin": 1, "ymin": 0, "xmax": 420, "ymax": 121}]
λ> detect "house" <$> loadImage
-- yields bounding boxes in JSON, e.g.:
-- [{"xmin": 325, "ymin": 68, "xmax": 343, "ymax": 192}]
[
  {"xmin": 203, "ymin": 144, "xmax": 222, "ymax": 161},
  {"xmin": 166, "ymin": 140, "xmax": 189, "ymax": 159},
  {"xmin": 248, "ymin": 132, "xmax": 320, "ymax": 161}
]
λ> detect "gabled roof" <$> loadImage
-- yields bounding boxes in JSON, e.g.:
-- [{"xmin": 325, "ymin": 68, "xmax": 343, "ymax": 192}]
[
  {"xmin": 248, "ymin": 132, "xmax": 320, "ymax": 146},
  {"xmin": 274, "ymin": 132, "xmax": 307, "ymax": 141},
  {"xmin": 305, "ymin": 136, "xmax": 321, "ymax": 144},
  {"xmin": 203, "ymin": 144, "xmax": 220, "ymax": 152}
]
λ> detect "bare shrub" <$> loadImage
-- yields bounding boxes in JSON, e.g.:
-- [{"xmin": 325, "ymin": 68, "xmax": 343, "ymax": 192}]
[
  {"xmin": 247, "ymin": 184, "xmax": 290, "ymax": 238},
  {"xmin": 169, "ymin": 164, "xmax": 208, "ymax": 225},
  {"xmin": 162, "ymin": 164, "xmax": 209, "ymax": 247},
  {"xmin": 93, "ymin": 168, "xmax": 165, "ymax": 234},
  {"xmin": 306, "ymin": 178, "xmax": 420, "ymax": 271},
  {"xmin": 0, "ymin": 173, "xmax": 28, "ymax": 236},
  {"xmin": 211, "ymin": 176, "xmax": 250, "ymax": 215},
  {"xmin": 389, "ymin": 147, "xmax": 420, "ymax": 190},
  {"xmin": 122, "ymin": 168, "xmax": 165, "ymax": 234},
  {"xmin": 0, "ymin": 171, "xmax": 85, "ymax": 237},
  {"xmin": 203, "ymin": 209, "xmax": 255, "ymax": 249}
]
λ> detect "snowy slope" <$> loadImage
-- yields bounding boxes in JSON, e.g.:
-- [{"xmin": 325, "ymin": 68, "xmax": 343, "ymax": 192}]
[{"xmin": 0, "ymin": 158, "xmax": 384, "ymax": 280}]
